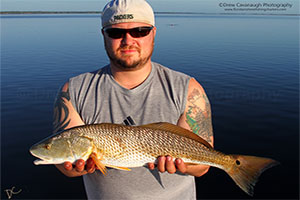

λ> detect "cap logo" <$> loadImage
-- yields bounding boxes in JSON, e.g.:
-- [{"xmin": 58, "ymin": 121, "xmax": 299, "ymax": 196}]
[
  {"xmin": 101, "ymin": 0, "xmax": 155, "ymax": 27},
  {"xmin": 114, "ymin": 14, "xmax": 134, "ymax": 21}
]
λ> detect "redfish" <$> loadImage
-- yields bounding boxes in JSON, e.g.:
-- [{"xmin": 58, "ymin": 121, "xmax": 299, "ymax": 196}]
[{"xmin": 30, "ymin": 122, "xmax": 279, "ymax": 196}]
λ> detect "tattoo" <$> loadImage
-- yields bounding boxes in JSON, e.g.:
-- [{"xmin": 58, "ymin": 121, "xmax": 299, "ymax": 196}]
[
  {"xmin": 186, "ymin": 89, "xmax": 213, "ymax": 144},
  {"xmin": 53, "ymin": 87, "xmax": 71, "ymax": 133}
]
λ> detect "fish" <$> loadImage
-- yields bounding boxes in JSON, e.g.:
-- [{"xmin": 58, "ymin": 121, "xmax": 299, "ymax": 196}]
[{"xmin": 29, "ymin": 122, "xmax": 279, "ymax": 196}]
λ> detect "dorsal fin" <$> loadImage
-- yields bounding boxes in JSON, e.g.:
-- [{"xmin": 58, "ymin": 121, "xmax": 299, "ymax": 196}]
[{"xmin": 139, "ymin": 122, "xmax": 212, "ymax": 149}]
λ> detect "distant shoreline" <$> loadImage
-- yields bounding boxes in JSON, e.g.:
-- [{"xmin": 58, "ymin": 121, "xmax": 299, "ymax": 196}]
[{"xmin": 0, "ymin": 11, "xmax": 299, "ymax": 16}]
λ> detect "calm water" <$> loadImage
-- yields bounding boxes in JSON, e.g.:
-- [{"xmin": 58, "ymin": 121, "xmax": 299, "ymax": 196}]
[{"xmin": 1, "ymin": 14, "xmax": 299, "ymax": 199}]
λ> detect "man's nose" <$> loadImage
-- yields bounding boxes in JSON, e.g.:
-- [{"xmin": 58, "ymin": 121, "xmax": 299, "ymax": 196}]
[{"xmin": 121, "ymin": 33, "xmax": 135, "ymax": 45}]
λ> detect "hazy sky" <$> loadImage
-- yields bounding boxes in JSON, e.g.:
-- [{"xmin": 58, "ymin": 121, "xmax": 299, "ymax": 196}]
[{"xmin": 1, "ymin": 0, "xmax": 299, "ymax": 14}]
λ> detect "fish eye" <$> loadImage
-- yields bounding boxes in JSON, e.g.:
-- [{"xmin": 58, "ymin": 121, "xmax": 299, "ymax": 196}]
[
  {"xmin": 44, "ymin": 144, "xmax": 51, "ymax": 150},
  {"xmin": 236, "ymin": 160, "xmax": 241, "ymax": 165}
]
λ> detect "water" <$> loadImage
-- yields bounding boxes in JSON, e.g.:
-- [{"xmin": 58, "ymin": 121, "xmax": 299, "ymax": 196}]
[{"xmin": 1, "ymin": 14, "xmax": 299, "ymax": 199}]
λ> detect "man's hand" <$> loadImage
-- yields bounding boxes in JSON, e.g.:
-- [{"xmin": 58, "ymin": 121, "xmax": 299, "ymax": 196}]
[
  {"xmin": 55, "ymin": 158, "xmax": 96, "ymax": 177},
  {"xmin": 148, "ymin": 156, "xmax": 187, "ymax": 174},
  {"xmin": 148, "ymin": 156, "xmax": 210, "ymax": 177}
]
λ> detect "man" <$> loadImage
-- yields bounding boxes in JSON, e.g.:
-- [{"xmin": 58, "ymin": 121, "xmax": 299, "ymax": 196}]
[{"xmin": 54, "ymin": 0, "xmax": 214, "ymax": 199}]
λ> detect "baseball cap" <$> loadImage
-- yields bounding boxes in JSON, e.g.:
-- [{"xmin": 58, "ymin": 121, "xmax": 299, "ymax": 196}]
[{"xmin": 101, "ymin": 0, "xmax": 155, "ymax": 27}]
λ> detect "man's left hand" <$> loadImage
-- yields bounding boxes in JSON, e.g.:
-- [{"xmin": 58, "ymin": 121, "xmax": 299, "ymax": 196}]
[
  {"xmin": 148, "ymin": 155, "xmax": 210, "ymax": 177},
  {"xmin": 148, "ymin": 156, "xmax": 187, "ymax": 174}
]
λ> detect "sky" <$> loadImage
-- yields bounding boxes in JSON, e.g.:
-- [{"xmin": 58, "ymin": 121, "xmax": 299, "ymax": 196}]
[{"xmin": 0, "ymin": 0, "xmax": 299, "ymax": 14}]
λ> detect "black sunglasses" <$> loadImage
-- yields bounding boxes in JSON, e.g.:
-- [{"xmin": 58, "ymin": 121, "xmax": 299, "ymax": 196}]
[{"xmin": 103, "ymin": 26, "xmax": 154, "ymax": 39}]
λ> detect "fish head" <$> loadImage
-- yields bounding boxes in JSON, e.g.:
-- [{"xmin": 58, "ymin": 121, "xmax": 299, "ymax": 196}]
[{"xmin": 29, "ymin": 132, "xmax": 94, "ymax": 165}]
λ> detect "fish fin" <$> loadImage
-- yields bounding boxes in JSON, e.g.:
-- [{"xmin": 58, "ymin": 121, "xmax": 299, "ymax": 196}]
[
  {"xmin": 90, "ymin": 153, "xmax": 107, "ymax": 175},
  {"xmin": 105, "ymin": 164, "xmax": 131, "ymax": 171},
  {"xmin": 226, "ymin": 155, "xmax": 279, "ymax": 196},
  {"xmin": 140, "ymin": 122, "xmax": 212, "ymax": 149}
]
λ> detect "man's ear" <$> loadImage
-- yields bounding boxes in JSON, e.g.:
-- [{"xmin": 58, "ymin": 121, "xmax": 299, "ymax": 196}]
[{"xmin": 152, "ymin": 26, "xmax": 157, "ymax": 37}]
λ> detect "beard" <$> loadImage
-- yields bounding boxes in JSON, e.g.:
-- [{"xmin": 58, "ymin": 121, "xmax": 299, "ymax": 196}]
[{"xmin": 105, "ymin": 42, "xmax": 154, "ymax": 71}]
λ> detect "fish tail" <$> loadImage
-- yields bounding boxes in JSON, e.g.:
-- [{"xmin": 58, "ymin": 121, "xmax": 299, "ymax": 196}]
[{"xmin": 225, "ymin": 155, "xmax": 279, "ymax": 196}]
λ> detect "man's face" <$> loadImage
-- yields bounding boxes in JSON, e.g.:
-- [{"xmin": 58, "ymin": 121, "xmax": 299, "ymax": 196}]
[{"xmin": 102, "ymin": 22, "xmax": 156, "ymax": 70}]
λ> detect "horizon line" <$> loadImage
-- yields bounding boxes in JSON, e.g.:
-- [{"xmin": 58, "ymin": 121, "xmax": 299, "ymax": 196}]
[{"xmin": 0, "ymin": 11, "xmax": 299, "ymax": 16}]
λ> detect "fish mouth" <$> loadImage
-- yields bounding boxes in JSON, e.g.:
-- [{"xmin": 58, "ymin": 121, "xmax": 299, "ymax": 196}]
[
  {"xmin": 29, "ymin": 148, "xmax": 73, "ymax": 165},
  {"xmin": 29, "ymin": 148, "xmax": 53, "ymax": 165},
  {"xmin": 31, "ymin": 153, "xmax": 52, "ymax": 165},
  {"xmin": 33, "ymin": 158, "xmax": 46, "ymax": 165},
  {"xmin": 31, "ymin": 152, "xmax": 59, "ymax": 165},
  {"xmin": 33, "ymin": 158, "xmax": 56, "ymax": 165}
]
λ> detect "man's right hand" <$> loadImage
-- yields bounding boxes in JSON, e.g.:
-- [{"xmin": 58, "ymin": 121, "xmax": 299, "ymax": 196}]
[{"xmin": 55, "ymin": 158, "xmax": 96, "ymax": 177}]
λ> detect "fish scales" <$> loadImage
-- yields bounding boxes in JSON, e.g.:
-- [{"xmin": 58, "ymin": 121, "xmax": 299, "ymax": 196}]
[
  {"xmin": 30, "ymin": 122, "xmax": 279, "ymax": 196},
  {"xmin": 79, "ymin": 123, "xmax": 221, "ymax": 167}
]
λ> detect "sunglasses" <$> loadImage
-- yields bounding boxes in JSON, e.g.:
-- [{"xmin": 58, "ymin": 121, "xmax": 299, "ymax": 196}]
[{"xmin": 103, "ymin": 26, "xmax": 154, "ymax": 39}]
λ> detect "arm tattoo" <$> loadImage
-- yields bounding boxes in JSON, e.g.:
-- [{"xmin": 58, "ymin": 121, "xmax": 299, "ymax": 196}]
[
  {"xmin": 53, "ymin": 87, "xmax": 71, "ymax": 133},
  {"xmin": 186, "ymin": 89, "xmax": 213, "ymax": 144}
]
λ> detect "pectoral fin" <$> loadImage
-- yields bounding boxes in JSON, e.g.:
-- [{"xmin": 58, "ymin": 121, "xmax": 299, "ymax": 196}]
[{"xmin": 90, "ymin": 153, "xmax": 107, "ymax": 175}]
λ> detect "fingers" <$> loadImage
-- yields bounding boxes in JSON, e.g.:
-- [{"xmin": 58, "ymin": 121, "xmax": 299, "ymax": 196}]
[
  {"xmin": 63, "ymin": 159, "xmax": 96, "ymax": 174},
  {"xmin": 75, "ymin": 159, "xmax": 85, "ymax": 172},
  {"xmin": 63, "ymin": 161, "xmax": 73, "ymax": 171},
  {"xmin": 148, "ymin": 156, "xmax": 187, "ymax": 174},
  {"xmin": 148, "ymin": 162, "xmax": 155, "ymax": 170},
  {"xmin": 156, "ymin": 156, "xmax": 176, "ymax": 174},
  {"xmin": 57, "ymin": 159, "xmax": 96, "ymax": 177},
  {"xmin": 157, "ymin": 156, "xmax": 166, "ymax": 172},
  {"xmin": 165, "ymin": 156, "xmax": 176, "ymax": 174},
  {"xmin": 175, "ymin": 158, "xmax": 187, "ymax": 174},
  {"xmin": 86, "ymin": 158, "xmax": 96, "ymax": 173}
]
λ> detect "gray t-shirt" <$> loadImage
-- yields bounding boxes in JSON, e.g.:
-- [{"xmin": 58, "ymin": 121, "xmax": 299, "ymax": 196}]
[{"xmin": 69, "ymin": 62, "xmax": 195, "ymax": 200}]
